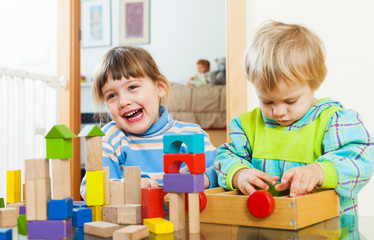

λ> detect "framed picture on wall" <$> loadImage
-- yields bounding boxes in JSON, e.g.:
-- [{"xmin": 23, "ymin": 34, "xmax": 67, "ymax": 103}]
[
  {"xmin": 81, "ymin": 0, "xmax": 112, "ymax": 48},
  {"xmin": 120, "ymin": 0, "xmax": 150, "ymax": 45}
]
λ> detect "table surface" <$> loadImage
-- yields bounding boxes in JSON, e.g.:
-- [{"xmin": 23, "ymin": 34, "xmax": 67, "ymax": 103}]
[{"xmin": 9, "ymin": 214, "xmax": 374, "ymax": 240}]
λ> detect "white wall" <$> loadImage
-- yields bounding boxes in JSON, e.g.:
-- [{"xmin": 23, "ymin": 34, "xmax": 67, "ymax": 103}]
[
  {"xmin": 81, "ymin": 0, "xmax": 226, "ymax": 112},
  {"xmin": 0, "ymin": 0, "xmax": 58, "ymax": 202},
  {"xmin": 246, "ymin": 0, "xmax": 374, "ymax": 217}
]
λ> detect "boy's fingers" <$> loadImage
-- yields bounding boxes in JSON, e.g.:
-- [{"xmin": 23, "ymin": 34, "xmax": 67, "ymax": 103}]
[
  {"xmin": 150, "ymin": 180, "xmax": 159, "ymax": 187},
  {"xmin": 275, "ymin": 182, "xmax": 290, "ymax": 191}
]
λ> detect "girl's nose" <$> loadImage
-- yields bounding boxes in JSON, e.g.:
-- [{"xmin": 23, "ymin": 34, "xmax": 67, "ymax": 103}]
[
  {"xmin": 272, "ymin": 104, "xmax": 287, "ymax": 117},
  {"xmin": 119, "ymin": 95, "xmax": 132, "ymax": 107}
]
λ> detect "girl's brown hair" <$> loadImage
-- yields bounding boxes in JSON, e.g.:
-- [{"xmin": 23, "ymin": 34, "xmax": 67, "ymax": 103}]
[{"xmin": 92, "ymin": 46, "xmax": 170, "ymax": 122}]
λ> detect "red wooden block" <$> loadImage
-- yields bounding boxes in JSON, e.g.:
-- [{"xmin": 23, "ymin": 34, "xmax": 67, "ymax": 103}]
[
  {"xmin": 141, "ymin": 187, "xmax": 164, "ymax": 221},
  {"xmin": 163, "ymin": 153, "xmax": 205, "ymax": 174},
  {"xmin": 247, "ymin": 190, "xmax": 275, "ymax": 218},
  {"xmin": 185, "ymin": 192, "xmax": 207, "ymax": 212}
]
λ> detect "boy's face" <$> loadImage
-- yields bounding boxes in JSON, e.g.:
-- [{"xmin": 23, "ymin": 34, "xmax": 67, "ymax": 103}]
[
  {"xmin": 197, "ymin": 64, "xmax": 208, "ymax": 73},
  {"xmin": 102, "ymin": 75, "xmax": 167, "ymax": 134},
  {"xmin": 255, "ymin": 80, "xmax": 316, "ymax": 126}
]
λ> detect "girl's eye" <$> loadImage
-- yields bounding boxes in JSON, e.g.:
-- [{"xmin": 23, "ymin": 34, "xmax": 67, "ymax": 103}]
[
  {"xmin": 262, "ymin": 101, "xmax": 272, "ymax": 105},
  {"xmin": 106, "ymin": 93, "xmax": 116, "ymax": 101},
  {"xmin": 128, "ymin": 85, "xmax": 138, "ymax": 91}
]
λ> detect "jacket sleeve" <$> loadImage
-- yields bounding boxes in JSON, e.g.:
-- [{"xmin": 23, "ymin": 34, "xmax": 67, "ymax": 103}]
[
  {"xmin": 201, "ymin": 128, "xmax": 218, "ymax": 188},
  {"xmin": 214, "ymin": 117, "xmax": 254, "ymax": 190},
  {"xmin": 317, "ymin": 109, "xmax": 374, "ymax": 199}
]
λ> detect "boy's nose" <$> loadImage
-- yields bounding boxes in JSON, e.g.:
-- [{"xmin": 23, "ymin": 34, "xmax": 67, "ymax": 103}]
[{"xmin": 272, "ymin": 105, "xmax": 287, "ymax": 117}]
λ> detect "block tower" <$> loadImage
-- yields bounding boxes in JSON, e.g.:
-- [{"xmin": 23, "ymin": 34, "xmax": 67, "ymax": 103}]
[
  {"xmin": 24, "ymin": 124, "xmax": 76, "ymax": 239},
  {"xmin": 163, "ymin": 134, "xmax": 205, "ymax": 233},
  {"xmin": 78, "ymin": 124, "xmax": 106, "ymax": 221}
]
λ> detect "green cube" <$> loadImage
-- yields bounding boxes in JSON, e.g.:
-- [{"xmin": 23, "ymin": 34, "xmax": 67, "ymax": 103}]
[
  {"xmin": 0, "ymin": 198, "xmax": 4, "ymax": 208},
  {"xmin": 17, "ymin": 214, "xmax": 28, "ymax": 235}
]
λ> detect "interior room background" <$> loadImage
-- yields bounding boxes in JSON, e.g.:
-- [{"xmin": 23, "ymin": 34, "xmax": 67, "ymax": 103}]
[{"xmin": 1, "ymin": 0, "xmax": 374, "ymax": 217}]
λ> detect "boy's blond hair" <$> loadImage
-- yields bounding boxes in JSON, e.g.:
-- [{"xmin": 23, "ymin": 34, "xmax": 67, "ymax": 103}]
[{"xmin": 244, "ymin": 20, "xmax": 327, "ymax": 92}]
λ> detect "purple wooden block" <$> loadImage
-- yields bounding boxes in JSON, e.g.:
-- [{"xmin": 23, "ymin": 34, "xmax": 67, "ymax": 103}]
[
  {"xmin": 163, "ymin": 173, "xmax": 204, "ymax": 193},
  {"xmin": 19, "ymin": 205, "xmax": 26, "ymax": 215},
  {"xmin": 27, "ymin": 218, "xmax": 72, "ymax": 239}
]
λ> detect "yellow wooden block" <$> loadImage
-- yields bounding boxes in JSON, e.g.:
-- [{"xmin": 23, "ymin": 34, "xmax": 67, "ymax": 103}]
[
  {"xmin": 143, "ymin": 218, "xmax": 174, "ymax": 234},
  {"xmin": 89, "ymin": 205, "xmax": 103, "ymax": 221},
  {"xmin": 86, "ymin": 170, "xmax": 106, "ymax": 206},
  {"xmin": 6, "ymin": 170, "xmax": 21, "ymax": 203}
]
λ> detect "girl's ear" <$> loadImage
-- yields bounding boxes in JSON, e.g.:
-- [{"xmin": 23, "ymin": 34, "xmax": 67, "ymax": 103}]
[{"xmin": 156, "ymin": 80, "xmax": 167, "ymax": 98}]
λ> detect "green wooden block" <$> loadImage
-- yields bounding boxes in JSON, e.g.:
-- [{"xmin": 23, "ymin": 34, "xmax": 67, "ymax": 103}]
[
  {"xmin": 78, "ymin": 124, "xmax": 105, "ymax": 137},
  {"xmin": 0, "ymin": 198, "xmax": 4, "ymax": 208},
  {"xmin": 17, "ymin": 214, "xmax": 27, "ymax": 235},
  {"xmin": 45, "ymin": 125, "xmax": 76, "ymax": 159}
]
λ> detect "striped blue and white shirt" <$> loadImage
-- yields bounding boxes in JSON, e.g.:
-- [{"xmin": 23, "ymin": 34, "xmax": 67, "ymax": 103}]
[{"xmin": 81, "ymin": 105, "xmax": 218, "ymax": 199}]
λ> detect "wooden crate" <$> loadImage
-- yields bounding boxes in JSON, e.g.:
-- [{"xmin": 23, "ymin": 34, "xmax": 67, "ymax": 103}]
[{"xmin": 200, "ymin": 187, "xmax": 340, "ymax": 230}]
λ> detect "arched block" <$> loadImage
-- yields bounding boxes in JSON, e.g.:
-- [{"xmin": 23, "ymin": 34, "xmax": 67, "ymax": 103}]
[
  {"xmin": 163, "ymin": 134, "xmax": 204, "ymax": 154},
  {"xmin": 164, "ymin": 153, "xmax": 206, "ymax": 174}
]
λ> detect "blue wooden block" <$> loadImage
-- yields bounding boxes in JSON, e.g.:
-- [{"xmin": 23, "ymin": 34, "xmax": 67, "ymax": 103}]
[
  {"xmin": 163, "ymin": 134, "xmax": 204, "ymax": 154},
  {"xmin": 48, "ymin": 198, "xmax": 73, "ymax": 220},
  {"xmin": 73, "ymin": 201, "xmax": 87, "ymax": 208},
  {"xmin": 73, "ymin": 227, "xmax": 84, "ymax": 240},
  {"xmin": 72, "ymin": 207, "xmax": 92, "ymax": 227},
  {"xmin": 163, "ymin": 173, "xmax": 204, "ymax": 193},
  {"xmin": 0, "ymin": 228, "xmax": 12, "ymax": 240}
]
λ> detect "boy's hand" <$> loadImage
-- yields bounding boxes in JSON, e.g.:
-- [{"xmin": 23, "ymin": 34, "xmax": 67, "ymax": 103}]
[
  {"xmin": 233, "ymin": 168, "xmax": 279, "ymax": 195},
  {"xmin": 275, "ymin": 163, "xmax": 324, "ymax": 197},
  {"xmin": 141, "ymin": 177, "xmax": 159, "ymax": 188}
]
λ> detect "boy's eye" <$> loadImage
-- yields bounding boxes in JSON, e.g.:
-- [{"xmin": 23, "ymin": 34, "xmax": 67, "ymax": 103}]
[
  {"xmin": 262, "ymin": 101, "xmax": 272, "ymax": 105},
  {"xmin": 286, "ymin": 99, "xmax": 297, "ymax": 104}
]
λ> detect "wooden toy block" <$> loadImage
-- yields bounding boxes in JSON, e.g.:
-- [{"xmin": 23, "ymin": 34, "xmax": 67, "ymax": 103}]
[
  {"xmin": 17, "ymin": 214, "xmax": 27, "ymax": 235},
  {"xmin": 25, "ymin": 158, "xmax": 50, "ymax": 180},
  {"xmin": 86, "ymin": 170, "xmax": 106, "ymax": 206},
  {"xmin": 74, "ymin": 227, "xmax": 84, "ymax": 240},
  {"xmin": 124, "ymin": 166, "xmax": 141, "ymax": 204},
  {"xmin": 73, "ymin": 201, "xmax": 87, "ymax": 208},
  {"xmin": 0, "ymin": 228, "xmax": 12, "ymax": 240},
  {"xmin": 188, "ymin": 193, "xmax": 200, "ymax": 233},
  {"xmin": 6, "ymin": 170, "xmax": 21, "ymax": 203},
  {"xmin": 88, "ymin": 205, "xmax": 102, "ymax": 221},
  {"xmin": 163, "ymin": 173, "xmax": 204, "ymax": 193},
  {"xmin": 78, "ymin": 125, "xmax": 105, "ymax": 171},
  {"xmin": 185, "ymin": 192, "xmax": 207, "ymax": 213},
  {"xmin": 143, "ymin": 217, "xmax": 174, "ymax": 234},
  {"xmin": 141, "ymin": 187, "xmax": 164, "ymax": 220},
  {"xmin": 163, "ymin": 134, "xmax": 204, "ymax": 154},
  {"xmin": 113, "ymin": 225, "xmax": 149, "ymax": 240},
  {"xmin": 120, "ymin": 204, "xmax": 142, "ymax": 224},
  {"xmin": 0, "ymin": 198, "xmax": 4, "ymax": 208},
  {"xmin": 104, "ymin": 166, "xmax": 111, "ymax": 205},
  {"xmin": 84, "ymin": 221, "xmax": 121, "ymax": 238},
  {"xmin": 6, "ymin": 202, "xmax": 25, "ymax": 214},
  {"xmin": 0, "ymin": 208, "xmax": 18, "ymax": 228},
  {"xmin": 102, "ymin": 204, "xmax": 123, "ymax": 224},
  {"xmin": 72, "ymin": 207, "xmax": 92, "ymax": 227},
  {"xmin": 27, "ymin": 218, "xmax": 73, "ymax": 239},
  {"xmin": 19, "ymin": 205, "xmax": 26, "ymax": 214},
  {"xmin": 164, "ymin": 153, "xmax": 206, "ymax": 174},
  {"xmin": 45, "ymin": 124, "xmax": 76, "ymax": 159},
  {"xmin": 51, "ymin": 158, "xmax": 71, "ymax": 199},
  {"xmin": 48, "ymin": 197, "xmax": 73, "ymax": 220},
  {"xmin": 110, "ymin": 180, "xmax": 125, "ymax": 204},
  {"xmin": 169, "ymin": 193, "xmax": 185, "ymax": 231},
  {"xmin": 25, "ymin": 178, "xmax": 51, "ymax": 221},
  {"xmin": 199, "ymin": 187, "xmax": 340, "ymax": 230},
  {"xmin": 148, "ymin": 232, "xmax": 175, "ymax": 240},
  {"xmin": 247, "ymin": 190, "xmax": 275, "ymax": 218}
]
